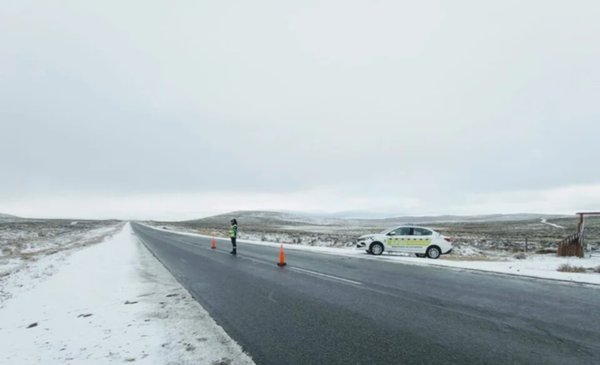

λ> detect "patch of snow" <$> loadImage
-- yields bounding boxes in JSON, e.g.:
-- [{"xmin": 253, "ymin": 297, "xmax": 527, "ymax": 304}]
[
  {"xmin": 540, "ymin": 218, "xmax": 566, "ymax": 229},
  {"xmin": 0, "ymin": 223, "xmax": 255, "ymax": 365},
  {"xmin": 18, "ymin": 224, "xmax": 119, "ymax": 255},
  {"xmin": 374, "ymin": 252, "xmax": 600, "ymax": 285},
  {"xmin": 452, "ymin": 246, "xmax": 486, "ymax": 257}
]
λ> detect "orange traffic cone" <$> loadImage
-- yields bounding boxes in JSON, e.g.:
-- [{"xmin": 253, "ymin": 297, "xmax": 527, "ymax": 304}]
[
  {"xmin": 211, "ymin": 238, "xmax": 216, "ymax": 250},
  {"xmin": 277, "ymin": 244, "xmax": 287, "ymax": 267}
]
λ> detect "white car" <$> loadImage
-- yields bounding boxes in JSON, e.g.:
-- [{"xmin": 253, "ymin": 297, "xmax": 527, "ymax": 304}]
[{"xmin": 356, "ymin": 225, "xmax": 452, "ymax": 259}]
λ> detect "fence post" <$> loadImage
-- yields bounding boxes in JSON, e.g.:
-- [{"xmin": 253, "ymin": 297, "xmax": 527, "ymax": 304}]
[{"xmin": 525, "ymin": 237, "xmax": 528, "ymax": 253}]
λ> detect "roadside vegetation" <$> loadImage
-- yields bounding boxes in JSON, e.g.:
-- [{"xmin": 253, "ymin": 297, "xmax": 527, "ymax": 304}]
[
  {"xmin": 0, "ymin": 217, "xmax": 123, "ymax": 304},
  {"xmin": 557, "ymin": 264, "xmax": 587, "ymax": 273},
  {"xmin": 0, "ymin": 218, "xmax": 122, "ymax": 259}
]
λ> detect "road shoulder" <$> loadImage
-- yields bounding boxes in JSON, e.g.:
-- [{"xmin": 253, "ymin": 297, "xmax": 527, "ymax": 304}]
[{"xmin": 0, "ymin": 223, "xmax": 255, "ymax": 364}]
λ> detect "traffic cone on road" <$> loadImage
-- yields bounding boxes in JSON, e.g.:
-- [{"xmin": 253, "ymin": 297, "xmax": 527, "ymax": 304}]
[
  {"xmin": 277, "ymin": 244, "xmax": 287, "ymax": 267},
  {"xmin": 211, "ymin": 238, "xmax": 216, "ymax": 250}
]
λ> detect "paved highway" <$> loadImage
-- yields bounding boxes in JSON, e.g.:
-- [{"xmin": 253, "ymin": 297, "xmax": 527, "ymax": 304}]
[{"xmin": 132, "ymin": 223, "xmax": 600, "ymax": 365}]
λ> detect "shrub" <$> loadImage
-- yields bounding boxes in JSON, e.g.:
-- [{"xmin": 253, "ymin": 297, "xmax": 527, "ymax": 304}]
[
  {"xmin": 513, "ymin": 253, "xmax": 527, "ymax": 260},
  {"xmin": 557, "ymin": 264, "xmax": 586, "ymax": 273},
  {"xmin": 536, "ymin": 248, "xmax": 557, "ymax": 254}
]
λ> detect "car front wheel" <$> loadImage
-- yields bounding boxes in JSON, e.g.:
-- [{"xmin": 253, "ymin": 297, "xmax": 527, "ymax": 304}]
[
  {"xmin": 370, "ymin": 242, "xmax": 384, "ymax": 256},
  {"xmin": 426, "ymin": 246, "xmax": 441, "ymax": 259}
]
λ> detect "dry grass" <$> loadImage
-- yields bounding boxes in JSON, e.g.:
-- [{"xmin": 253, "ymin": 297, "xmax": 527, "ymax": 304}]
[{"xmin": 557, "ymin": 264, "xmax": 587, "ymax": 273}]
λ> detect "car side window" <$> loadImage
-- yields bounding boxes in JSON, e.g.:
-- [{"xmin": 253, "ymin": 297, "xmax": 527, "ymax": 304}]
[
  {"xmin": 400, "ymin": 227, "xmax": 412, "ymax": 235},
  {"xmin": 413, "ymin": 228, "xmax": 432, "ymax": 236},
  {"xmin": 389, "ymin": 227, "xmax": 419, "ymax": 236},
  {"xmin": 388, "ymin": 227, "xmax": 412, "ymax": 235},
  {"xmin": 388, "ymin": 229, "xmax": 401, "ymax": 236}
]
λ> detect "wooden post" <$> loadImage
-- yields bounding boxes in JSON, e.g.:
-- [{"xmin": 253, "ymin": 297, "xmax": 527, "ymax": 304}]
[
  {"xmin": 577, "ymin": 213, "xmax": 584, "ymax": 258},
  {"xmin": 558, "ymin": 212, "xmax": 599, "ymax": 258},
  {"xmin": 525, "ymin": 237, "xmax": 528, "ymax": 253}
]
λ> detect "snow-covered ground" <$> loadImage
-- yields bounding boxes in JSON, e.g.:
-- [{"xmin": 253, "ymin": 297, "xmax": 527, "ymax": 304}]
[
  {"xmin": 1, "ymin": 223, "xmax": 123, "ymax": 305},
  {"xmin": 0, "ymin": 223, "xmax": 255, "ymax": 365},
  {"xmin": 146, "ymin": 225, "xmax": 600, "ymax": 286},
  {"xmin": 367, "ymin": 251, "xmax": 600, "ymax": 285}
]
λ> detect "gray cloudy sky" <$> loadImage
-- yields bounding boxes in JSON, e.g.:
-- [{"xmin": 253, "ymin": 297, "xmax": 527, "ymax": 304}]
[{"xmin": 1, "ymin": 1, "xmax": 599, "ymax": 220}]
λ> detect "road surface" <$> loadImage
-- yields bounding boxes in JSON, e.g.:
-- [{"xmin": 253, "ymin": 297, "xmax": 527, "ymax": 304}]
[{"xmin": 132, "ymin": 223, "xmax": 600, "ymax": 365}]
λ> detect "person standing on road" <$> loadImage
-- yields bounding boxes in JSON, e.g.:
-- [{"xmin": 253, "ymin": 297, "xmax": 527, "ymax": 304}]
[{"xmin": 229, "ymin": 218, "xmax": 238, "ymax": 255}]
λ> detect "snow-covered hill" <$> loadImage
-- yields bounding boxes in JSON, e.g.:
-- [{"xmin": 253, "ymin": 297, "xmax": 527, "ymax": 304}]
[
  {"xmin": 182, "ymin": 210, "xmax": 568, "ymax": 228},
  {"xmin": 0, "ymin": 213, "xmax": 19, "ymax": 220}
]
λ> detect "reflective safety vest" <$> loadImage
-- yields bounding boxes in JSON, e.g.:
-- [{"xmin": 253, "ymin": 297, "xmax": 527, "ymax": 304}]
[{"xmin": 229, "ymin": 224, "xmax": 238, "ymax": 238}]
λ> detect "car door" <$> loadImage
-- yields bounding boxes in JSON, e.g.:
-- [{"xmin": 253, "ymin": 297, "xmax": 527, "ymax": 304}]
[
  {"xmin": 409, "ymin": 227, "xmax": 433, "ymax": 253},
  {"xmin": 386, "ymin": 227, "xmax": 412, "ymax": 252}
]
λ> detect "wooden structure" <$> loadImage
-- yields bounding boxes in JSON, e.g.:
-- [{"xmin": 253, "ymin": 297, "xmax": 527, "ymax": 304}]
[{"xmin": 557, "ymin": 212, "xmax": 600, "ymax": 258}]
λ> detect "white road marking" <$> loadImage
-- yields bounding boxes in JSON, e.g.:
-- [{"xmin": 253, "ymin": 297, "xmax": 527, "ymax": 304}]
[
  {"xmin": 267, "ymin": 290, "xmax": 278, "ymax": 303},
  {"xmin": 288, "ymin": 267, "xmax": 363, "ymax": 286}
]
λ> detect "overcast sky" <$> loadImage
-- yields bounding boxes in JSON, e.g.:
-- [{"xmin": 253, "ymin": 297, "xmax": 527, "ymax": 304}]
[{"xmin": 1, "ymin": 1, "xmax": 599, "ymax": 220}]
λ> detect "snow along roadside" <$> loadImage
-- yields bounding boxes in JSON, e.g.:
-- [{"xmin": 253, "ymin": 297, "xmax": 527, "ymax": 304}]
[
  {"xmin": 0, "ymin": 223, "xmax": 255, "ymax": 365},
  {"xmin": 142, "ymin": 224, "xmax": 600, "ymax": 286},
  {"xmin": 0, "ymin": 223, "xmax": 123, "ymax": 306}
]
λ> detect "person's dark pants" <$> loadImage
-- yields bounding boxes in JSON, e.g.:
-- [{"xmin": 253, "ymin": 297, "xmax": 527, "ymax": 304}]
[{"xmin": 230, "ymin": 237, "xmax": 237, "ymax": 253}]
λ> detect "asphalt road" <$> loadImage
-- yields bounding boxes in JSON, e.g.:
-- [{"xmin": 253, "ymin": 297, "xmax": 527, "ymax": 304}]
[{"xmin": 132, "ymin": 223, "xmax": 600, "ymax": 365}]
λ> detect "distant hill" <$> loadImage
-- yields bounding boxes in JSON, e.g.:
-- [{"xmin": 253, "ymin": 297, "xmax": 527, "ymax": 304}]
[
  {"xmin": 178, "ymin": 210, "xmax": 569, "ymax": 229},
  {"xmin": 0, "ymin": 212, "xmax": 20, "ymax": 221},
  {"xmin": 375, "ymin": 213, "xmax": 568, "ymax": 224},
  {"xmin": 183, "ymin": 210, "xmax": 339, "ymax": 227}
]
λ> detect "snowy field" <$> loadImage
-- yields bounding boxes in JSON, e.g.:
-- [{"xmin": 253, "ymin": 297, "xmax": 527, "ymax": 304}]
[
  {"xmin": 0, "ymin": 223, "xmax": 254, "ymax": 365},
  {"xmin": 1, "ymin": 220, "xmax": 123, "ymax": 304},
  {"xmin": 146, "ymin": 224, "xmax": 600, "ymax": 286}
]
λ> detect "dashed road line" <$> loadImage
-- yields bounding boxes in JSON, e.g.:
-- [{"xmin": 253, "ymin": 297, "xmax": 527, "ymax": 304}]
[{"xmin": 288, "ymin": 266, "xmax": 363, "ymax": 286}]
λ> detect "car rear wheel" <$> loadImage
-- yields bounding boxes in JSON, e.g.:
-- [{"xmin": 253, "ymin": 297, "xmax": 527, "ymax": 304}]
[
  {"xmin": 370, "ymin": 242, "xmax": 384, "ymax": 256},
  {"xmin": 426, "ymin": 246, "xmax": 441, "ymax": 259}
]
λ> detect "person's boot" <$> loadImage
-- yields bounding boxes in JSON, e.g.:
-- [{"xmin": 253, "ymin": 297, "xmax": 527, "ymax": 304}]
[{"xmin": 230, "ymin": 248, "xmax": 237, "ymax": 255}]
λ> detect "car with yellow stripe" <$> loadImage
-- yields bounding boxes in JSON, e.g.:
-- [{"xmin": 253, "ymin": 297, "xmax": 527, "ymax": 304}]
[{"xmin": 356, "ymin": 225, "xmax": 452, "ymax": 259}]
